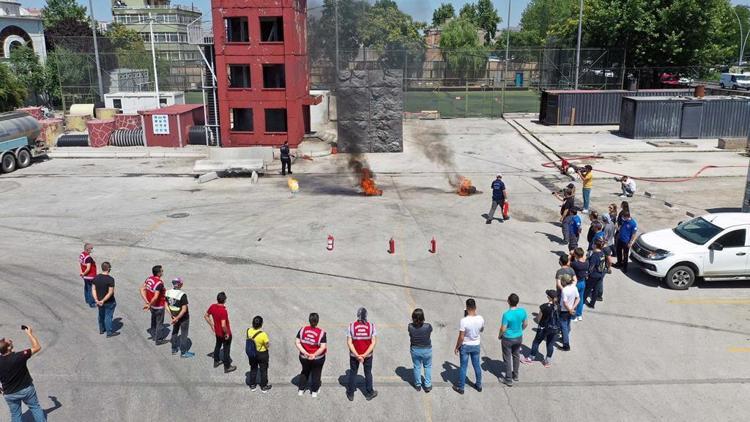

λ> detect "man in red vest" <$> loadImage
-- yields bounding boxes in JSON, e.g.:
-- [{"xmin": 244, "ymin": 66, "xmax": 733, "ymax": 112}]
[
  {"xmin": 346, "ymin": 307, "xmax": 378, "ymax": 401},
  {"xmin": 139, "ymin": 265, "xmax": 168, "ymax": 345},
  {"xmin": 78, "ymin": 243, "xmax": 97, "ymax": 308}
]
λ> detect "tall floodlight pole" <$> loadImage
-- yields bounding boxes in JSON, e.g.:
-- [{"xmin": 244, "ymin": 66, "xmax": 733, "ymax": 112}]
[
  {"xmin": 501, "ymin": 0, "xmax": 512, "ymax": 116},
  {"xmin": 149, "ymin": 16, "xmax": 161, "ymax": 108},
  {"xmin": 334, "ymin": 0, "xmax": 340, "ymax": 72},
  {"xmin": 574, "ymin": 0, "xmax": 584, "ymax": 89},
  {"xmin": 732, "ymin": 8, "xmax": 750, "ymax": 66},
  {"xmin": 88, "ymin": 0, "xmax": 104, "ymax": 102}
]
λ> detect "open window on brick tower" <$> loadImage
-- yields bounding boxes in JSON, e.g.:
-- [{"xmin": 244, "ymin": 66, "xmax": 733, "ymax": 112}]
[
  {"xmin": 263, "ymin": 64, "xmax": 286, "ymax": 89},
  {"xmin": 265, "ymin": 109, "xmax": 287, "ymax": 133},
  {"xmin": 260, "ymin": 16, "xmax": 284, "ymax": 42},
  {"xmin": 228, "ymin": 65, "xmax": 251, "ymax": 88},
  {"xmin": 230, "ymin": 108, "xmax": 253, "ymax": 132},
  {"xmin": 224, "ymin": 17, "xmax": 249, "ymax": 42}
]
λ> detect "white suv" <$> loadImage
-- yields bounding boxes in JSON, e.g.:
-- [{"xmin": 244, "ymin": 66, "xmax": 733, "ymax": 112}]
[{"xmin": 630, "ymin": 213, "xmax": 750, "ymax": 289}]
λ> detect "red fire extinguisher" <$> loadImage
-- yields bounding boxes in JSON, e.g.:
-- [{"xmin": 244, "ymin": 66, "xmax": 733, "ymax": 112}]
[
  {"xmin": 327, "ymin": 235, "xmax": 334, "ymax": 251},
  {"xmin": 429, "ymin": 237, "xmax": 437, "ymax": 254},
  {"xmin": 388, "ymin": 237, "xmax": 395, "ymax": 254}
]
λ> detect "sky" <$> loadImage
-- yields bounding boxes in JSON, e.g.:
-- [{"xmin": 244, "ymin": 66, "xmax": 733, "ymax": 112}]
[{"xmin": 17, "ymin": 0, "xmax": 750, "ymax": 27}]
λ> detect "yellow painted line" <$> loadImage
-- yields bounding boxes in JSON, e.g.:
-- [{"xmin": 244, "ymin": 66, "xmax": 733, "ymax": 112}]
[
  {"xmin": 668, "ymin": 298, "xmax": 750, "ymax": 305},
  {"xmin": 727, "ymin": 347, "xmax": 750, "ymax": 353}
]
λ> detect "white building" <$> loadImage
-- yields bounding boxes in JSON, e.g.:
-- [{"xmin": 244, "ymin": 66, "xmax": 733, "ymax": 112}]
[{"xmin": 0, "ymin": 1, "xmax": 46, "ymax": 62}]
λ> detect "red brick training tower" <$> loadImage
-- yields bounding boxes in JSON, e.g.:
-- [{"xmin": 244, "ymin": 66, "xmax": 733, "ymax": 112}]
[{"xmin": 211, "ymin": 0, "xmax": 318, "ymax": 147}]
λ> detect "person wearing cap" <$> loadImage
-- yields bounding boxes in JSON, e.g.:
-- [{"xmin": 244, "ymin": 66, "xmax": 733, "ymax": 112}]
[
  {"xmin": 522, "ymin": 290, "xmax": 559, "ymax": 367},
  {"xmin": 486, "ymin": 173, "xmax": 508, "ymax": 224},
  {"xmin": 557, "ymin": 274, "xmax": 579, "ymax": 351},
  {"xmin": 346, "ymin": 308, "xmax": 378, "ymax": 401},
  {"xmin": 166, "ymin": 277, "xmax": 193, "ymax": 358},
  {"xmin": 554, "ymin": 187, "xmax": 575, "ymax": 244},
  {"xmin": 577, "ymin": 164, "xmax": 593, "ymax": 213}
]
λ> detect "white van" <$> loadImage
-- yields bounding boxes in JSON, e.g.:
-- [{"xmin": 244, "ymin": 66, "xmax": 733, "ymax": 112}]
[{"xmin": 719, "ymin": 73, "xmax": 750, "ymax": 90}]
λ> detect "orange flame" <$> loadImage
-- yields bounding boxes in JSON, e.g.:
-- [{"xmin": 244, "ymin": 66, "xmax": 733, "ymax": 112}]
[
  {"xmin": 360, "ymin": 168, "xmax": 383, "ymax": 196},
  {"xmin": 457, "ymin": 176, "xmax": 476, "ymax": 196}
]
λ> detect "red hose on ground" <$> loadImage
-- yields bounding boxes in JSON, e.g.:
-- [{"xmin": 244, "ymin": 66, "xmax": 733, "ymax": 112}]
[{"xmin": 542, "ymin": 155, "xmax": 748, "ymax": 183}]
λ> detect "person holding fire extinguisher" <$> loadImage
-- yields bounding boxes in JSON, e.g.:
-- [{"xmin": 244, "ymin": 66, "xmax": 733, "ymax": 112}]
[{"xmin": 486, "ymin": 173, "xmax": 508, "ymax": 224}]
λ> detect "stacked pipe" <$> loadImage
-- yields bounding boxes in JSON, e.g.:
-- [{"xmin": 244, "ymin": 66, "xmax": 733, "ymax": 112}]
[
  {"xmin": 56, "ymin": 134, "xmax": 89, "ymax": 147},
  {"xmin": 188, "ymin": 126, "xmax": 213, "ymax": 145},
  {"xmin": 109, "ymin": 128, "xmax": 144, "ymax": 147}
]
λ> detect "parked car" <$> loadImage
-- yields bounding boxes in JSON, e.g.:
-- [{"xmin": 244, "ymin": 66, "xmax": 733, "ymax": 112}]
[
  {"xmin": 719, "ymin": 73, "xmax": 750, "ymax": 90},
  {"xmin": 630, "ymin": 213, "xmax": 750, "ymax": 290},
  {"xmin": 659, "ymin": 73, "xmax": 691, "ymax": 88}
]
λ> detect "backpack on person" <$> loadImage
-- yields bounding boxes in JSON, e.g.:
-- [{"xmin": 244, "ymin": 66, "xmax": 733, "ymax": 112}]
[
  {"xmin": 245, "ymin": 330, "xmax": 262, "ymax": 359},
  {"xmin": 542, "ymin": 303, "xmax": 560, "ymax": 333},
  {"xmin": 588, "ymin": 251, "xmax": 607, "ymax": 278}
]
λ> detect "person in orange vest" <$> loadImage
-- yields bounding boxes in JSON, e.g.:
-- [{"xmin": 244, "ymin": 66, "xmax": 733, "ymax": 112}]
[
  {"xmin": 79, "ymin": 243, "xmax": 97, "ymax": 308},
  {"xmin": 139, "ymin": 265, "xmax": 168, "ymax": 345},
  {"xmin": 295, "ymin": 313, "xmax": 327, "ymax": 398},
  {"xmin": 346, "ymin": 307, "xmax": 378, "ymax": 401}
]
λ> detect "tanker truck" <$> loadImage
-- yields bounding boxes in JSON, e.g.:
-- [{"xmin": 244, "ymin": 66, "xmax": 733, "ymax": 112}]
[{"xmin": 0, "ymin": 111, "xmax": 46, "ymax": 173}]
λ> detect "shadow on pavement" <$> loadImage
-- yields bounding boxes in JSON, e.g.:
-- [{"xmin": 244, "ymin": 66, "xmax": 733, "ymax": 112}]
[{"xmin": 22, "ymin": 395, "xmax": 61, "ymax": 422}]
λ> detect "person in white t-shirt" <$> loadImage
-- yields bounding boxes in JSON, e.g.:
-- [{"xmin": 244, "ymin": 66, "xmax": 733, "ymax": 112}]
[
  {"xmin": 559, "ymin": 275, "xmax": 580, "ymax": 351},
  {"xmin": 452, "ymin": 298, "xmax": 485, "ymax": 394},
  {"xmin": 619, "ymin": 176, "xmax": 636, "ymax": 198}
]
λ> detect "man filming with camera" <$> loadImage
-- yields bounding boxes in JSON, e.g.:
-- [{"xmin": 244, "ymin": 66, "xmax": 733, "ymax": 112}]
[{"xmin": 0, "ymin": 325, "xmax": 45, "ymax": 421}]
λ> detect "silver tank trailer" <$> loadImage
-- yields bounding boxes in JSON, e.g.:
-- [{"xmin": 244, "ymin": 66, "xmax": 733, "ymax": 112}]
[{"xmin": 0, "ymin": 111, "xmax": 42, "ymax": 145}]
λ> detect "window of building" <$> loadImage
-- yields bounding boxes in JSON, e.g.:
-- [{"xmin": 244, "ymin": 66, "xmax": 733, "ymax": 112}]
[
  {"xmin": 259, "ymin": 16, "xmax": 284, "ymax": 42},
  {"xmin": 262, "ymin": 64, "xmax": 286, "ymax": 89},
  {"xmin": 230, "ymin": 108, "xmax": 254, "ymax": 132},
  {"xmin": 224, "ymin": 17, "xmax": 249, "ymax": 43},
  {"xmin": 265, "ymin": 109, "xmax": 287, "ymax": 132},
  {"xmin": 113, "ymin": 99, "xmax": 123, "ymax": 110},
  {"xmin": 228, "ymin": 65, "xmax": 251, "ymax": 88}
]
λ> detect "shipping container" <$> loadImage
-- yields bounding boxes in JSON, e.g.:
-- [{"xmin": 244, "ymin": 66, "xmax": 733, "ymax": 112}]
[
  {"xmin": 539, "ymin": 89, "xmax": 694, "ymax": 125},
  {"xmin": 619, "ymin": 96, "xmax": 750, "ymax": 139},
  {"xmin": 619, "ymin": 97, "xmax": 687, "ymax": 139}
]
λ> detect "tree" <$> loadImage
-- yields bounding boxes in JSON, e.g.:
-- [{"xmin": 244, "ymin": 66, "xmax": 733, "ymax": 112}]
[
  {"xmin": 107, "ymin": 23, "xmax": 148, "ymax": 70},
  {"xmin": 514, "ymin": 0, "xmax": 578, "ymax": 47},
  {"xmin": 432, "ymin": 3, "xmax": 455, "ymax": 27},
  {"xmin": 308, "ymin": 0, "xmax": 371, "ymax": 70},
  {"xmin": 42, "ymin": 0, "xmax": 88, "ymax": 30},
  {"xmin": 8, "ymin": 46, "xmax": 45, "ymax": 105},
  {"xmin": 0, "ymin": 63, "xmax": 27, "ymax": 112},
  {"xmin": 475, "ymin": 0, "xmax": 501, "ymax": 45},
  {"xmin": 459, "ymin": 4, "xmax": 478, "ymax": 23},
  {"xmin": 358, "ymin": 0, "xmax": 426, "ymax": 69},
  {"xmin": 440, "ymin": 17, "xmax": 488, "ymax": 82}
]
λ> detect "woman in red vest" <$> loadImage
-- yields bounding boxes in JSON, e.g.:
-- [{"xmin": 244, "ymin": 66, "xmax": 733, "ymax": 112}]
[{"xmin": 294, "ymin": 313, "xmax": 327, "ymax": 398}]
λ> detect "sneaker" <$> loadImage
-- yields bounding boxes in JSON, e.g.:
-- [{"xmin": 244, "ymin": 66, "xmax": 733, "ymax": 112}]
[
  {"xmin": 311, "ymin": 392, "xmax": 318, "ymax": 398},
  {"xmin": 486, "ymin": 220, "xmax": 492, "ymax": 224},
  {"xmin": 576, "ymin": 316, "xmax": 583, "ymax": 321},
  {"xmin": 598, "ymin": 296, "xmax": 604, "ymax": 302},
  {"xmin": 619, "ymin": 194, "xmax": 627, "ymax": 198},
  {"xmin": 562, "ymin": 345, "xmax": 571, "ymax": 351},
  {"xmin": 502, "ymin": 378, "xmax": 513, "ymax": 387},
  {"xmin": 180, "ymin": 352, "xmax": 195, "ymax": 358},
  {"xmin": 582, "ymin": 209, "xmax": 589, "ymax": 214},
  {"xmin": 543, "ymin": 360, "xmax": 552, "ymax": 368},
  {"xmin": 298, "ymin": 390, "xmax": 305, "ymax": 396},
  {"xmin": 414, "ymin": 385, "xmax": 422, "ymax": 392},
  {"xmin": 521, "ymin": 355, "xmax": 534, "ymax": 364},
  {"xmin": 423, "ymin": 386, "xmax": 432, "ymax": 393},
  {"xmin": 213, "ymin": 361, "xmax": 221, "ymax": 368},
  {"xmin": 172, "ymin": 349, "xmax": 179, "ymax": 355},
  {"xmin": 155, "ymin": 340, "xmax": 168, "ymax": 346},
  {"xmin": 476, "ymin": 385, "xmax": 483, "ymax": 392},
  {"xmin": 452, "ymin": 386, "xmax": 464, "ymax": 395},
  {"xmin": 250, "ymin": 385, "xmax": 257, "ymax": 392},
  {"xmin": 261, "ymin": 385, "xmax": 272, "ymax": 393},
  {"xmin": 365, "ymin": 390, "xmax": 378, "ymax": 401},
  {"xmin": 106, "ymin": 332, "xmax": 120, "ymax": 338},
  {"xmin": 346, "ymin": 392, "xmax": 354, "ymax": 401},
  {"xmin": 99, "ymin": 330, "xmax": 105, "ymax": 335},
  {"xmin": 512, "ymin": 376, "xmax": 519, "ymax": 382},
  {"xmin": 224, "ymin": 365, "xmax": 237, "ymax": 373}
]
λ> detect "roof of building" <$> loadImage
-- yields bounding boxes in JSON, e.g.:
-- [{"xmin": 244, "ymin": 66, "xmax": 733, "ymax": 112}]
[{"xmin": 139, "ymin": 104, "xmax": 203, "ymax": 115}]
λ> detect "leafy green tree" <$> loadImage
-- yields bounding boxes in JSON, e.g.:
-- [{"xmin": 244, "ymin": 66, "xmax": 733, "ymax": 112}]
[
  {"xmin": 358, "ymin": 0, "xmax": 425, "ymax": 69},
  {"xmin": 512, "ymin": 0, "xmax": 577, "ymax": 47},
  {"xmin": 459, "ymin": 4, "xmax": 478, "ymax": 23},
  {"xmin": 308, "ymin": 0, "xmax": 371, "ymax": 70},
  {"xmin": 8, "ymin": 46, "xmax": 45, "ymax": 105},
  {"xmin": 440, "ymin": 17, "xmax": 488, "ymax": 81},
  {"xmin": 432, "ymin": 3, "xmax": 455, "ymax": 27},
  {"xmin": 0, "ymin": 63, "xmax": 27, "ymax": 112},
  {"xmin": 107, "ymin": 23, "xmax": 149, "ymax": 70},
  {"xmin": 42, "ymin": 0, "xmax": 88, "ymax": 30},
  {"xmin": 475, "ymin": 0, "xmax": 501, "ymax": 45},
  {"xmin": 44, "ymin": 47, "xmax": 94, "ymax": 107}
]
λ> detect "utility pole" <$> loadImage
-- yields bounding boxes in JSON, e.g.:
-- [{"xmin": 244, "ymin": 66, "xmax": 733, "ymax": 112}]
[
  {"xmin": 88, "ymin": 0, "xmax": 104, "ymax": 103},
  {"xmin": 574, "ymin": 0, "xmax": 584, "ymax": 89},
  {"xmin": 334, "ymin": 0, "xmax": 339, "ymax": 73},
  {"xmin": 501, "ymin": 0, "xmax": 511, "ymax": 116},
  {"xmin": 732, "ymin": 7, "xmax": 750, "ymax": 66},
  {"xmin": 149, "ymin": 15, "xmax": 161, "ymax": 108}
]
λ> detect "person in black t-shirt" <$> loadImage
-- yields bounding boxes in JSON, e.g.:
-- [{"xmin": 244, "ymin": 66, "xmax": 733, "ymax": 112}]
[
  {"xmin": 521, "ymin": 290, "xmax": 559, "ymax": 367},
  {"xmin": 280, "ymin": 141, "xmax": 293, "ymax": 175},
  {"xmin": 0, "ymin": 326, "xmax": 45, "ymax": 421},
  {"xmin": 92, "ymin": 262, "xmax": 118, "ymax": 338},
  {"xmin": 554, "ymin": 188, "xmax": 575, "ymax": 244}
]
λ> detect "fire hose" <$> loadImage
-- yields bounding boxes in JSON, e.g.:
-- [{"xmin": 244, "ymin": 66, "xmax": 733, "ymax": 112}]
[{"xmin": 543, "ymin": 155, "xmax": 748, "ymax": 183}]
